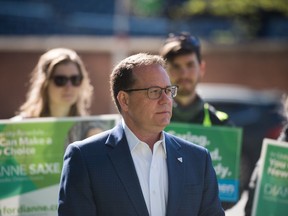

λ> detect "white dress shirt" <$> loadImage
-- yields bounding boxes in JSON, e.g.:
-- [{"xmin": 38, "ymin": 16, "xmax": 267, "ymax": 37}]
[{"xmin": 123, "ymin": 121, "xmax": 168, "ymax": 216}]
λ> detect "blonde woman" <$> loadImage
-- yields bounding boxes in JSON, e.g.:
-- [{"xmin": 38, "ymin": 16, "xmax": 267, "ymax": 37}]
[{"xmin": 14, "ymin": 48, "xmax": 93, "ymax": 119}]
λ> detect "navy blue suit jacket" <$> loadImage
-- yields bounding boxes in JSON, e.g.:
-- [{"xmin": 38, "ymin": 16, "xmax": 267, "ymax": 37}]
[{"xmin": 58, "ymin": 124, "xmax": 224, "ymax": 216}]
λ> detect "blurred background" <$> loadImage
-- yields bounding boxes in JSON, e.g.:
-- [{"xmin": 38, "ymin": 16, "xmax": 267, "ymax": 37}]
[
  {"xmin": 0, "ymin": 0, "xmax": 287, "ymax": 119},
  {"xmin": 0, "ymin": 0, "xmax": 287, "ymax": 215}
]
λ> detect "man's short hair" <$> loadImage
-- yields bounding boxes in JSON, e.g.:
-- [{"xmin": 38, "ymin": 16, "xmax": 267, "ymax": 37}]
[
  {"xmin": 110, "ymin": 53, "xmax": 165, "ymax": 112},
  {"xmin": 160, "ymin": 32, "xmax": 201, "ymax": 63}
]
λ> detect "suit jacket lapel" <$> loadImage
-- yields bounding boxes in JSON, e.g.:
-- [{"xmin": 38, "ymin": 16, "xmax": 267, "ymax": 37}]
[
  {"xmin": 105, "ymin": 124, "xmax": 149, "ymax": 216},
  {"xmin": 165, "ymin": 133, "xmax": 185, "ymax": 216}
]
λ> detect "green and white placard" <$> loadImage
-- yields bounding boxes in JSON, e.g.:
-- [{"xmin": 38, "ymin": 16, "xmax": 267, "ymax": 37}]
[
  {"xmin": 252, "ymin": 138, "xmax": 288, "ymax": 216},
  {"xmin": 165, "ymin": 122, "xmax": 242, "ymax": 202},
  {"xmin": 0, "ymin": 115, "xmax": 120, "ymax": 216}
]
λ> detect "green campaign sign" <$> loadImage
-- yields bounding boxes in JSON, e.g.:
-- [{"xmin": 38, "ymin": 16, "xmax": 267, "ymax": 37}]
[
  {"xmin": 252, "ymin": 138, "xmax": 288, "ymax": 216},
  {"xmin": 165, "ymin": 122, "xmax": 242, "ymax": 202},
  {"xmin": 0, "ymin": 115, "xmax": 120, "ymax": 216}
]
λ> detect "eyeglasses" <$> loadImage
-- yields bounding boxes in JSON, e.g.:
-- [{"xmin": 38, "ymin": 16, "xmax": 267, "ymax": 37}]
[
  {"xmin": 123, "ymin": 85, "xmax": 178, "ymax": 100},
  {"xmin": 51, "ymin": 75, "xmax": 83, "ymax": 87}
]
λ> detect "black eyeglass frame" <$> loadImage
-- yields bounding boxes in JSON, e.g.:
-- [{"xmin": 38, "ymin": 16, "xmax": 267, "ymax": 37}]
[
  {"xmin": 123, "ymin": 85, "xmax": 178, "ymax": 100},
  {"xmin": 50, "ymin": 75, "xmax": 83, "ymax": 87}
]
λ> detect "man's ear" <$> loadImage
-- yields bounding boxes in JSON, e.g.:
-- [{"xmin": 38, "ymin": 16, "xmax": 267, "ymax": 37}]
[
  {"xmin": 200, "ymin": 60, "xmax": 206, "ymax": 79},
  {"xmin": 117, "ymin": 91, "xmax": 129, "ymax": 112}
]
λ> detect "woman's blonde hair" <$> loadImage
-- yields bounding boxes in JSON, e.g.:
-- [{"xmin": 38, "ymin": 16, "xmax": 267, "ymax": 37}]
[{"xmin": 17, "ymin": 48, "xmax": 93, "ymax": 117}]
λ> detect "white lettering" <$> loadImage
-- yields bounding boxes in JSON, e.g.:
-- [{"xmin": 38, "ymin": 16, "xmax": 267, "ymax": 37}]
[
  {"xmin": 219, "ymin": 183, "xmax": 235, "ymax": 194},
  {"xmin": 214, "ymin": 163, "xmax": 231, "ymax": 178},
  {"xmin": 264, "ymin": 183, "xmax": 288, "ymax": 198},
  {"xmin": 3, "ymin": 147, "xmax": 35, "ymax": 156},
  {"xmin": 29, "ymin": 163, "xmax": 61, "ymax": 175},
  {"xmin": 0, "ymin": 165, "xmax": 27, "ymax": 177}
]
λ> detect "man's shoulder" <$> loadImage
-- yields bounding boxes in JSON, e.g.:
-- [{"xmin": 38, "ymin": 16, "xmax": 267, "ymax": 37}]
[
  {"xmin": 165, "ymin": 132, "xmax": 207, "ymax": 152},
  {"xmin": 165, "ymin": 132, "xmax": 211, "ymax": 164},
  {"xmin": 68, "ymin": 128, "xmax": 112, "ymax": 152}
]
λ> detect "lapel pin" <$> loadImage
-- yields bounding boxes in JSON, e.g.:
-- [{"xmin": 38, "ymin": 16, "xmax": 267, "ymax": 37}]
[{"xmin": 177, "ymin": 157, "xmax": 183, "ymax": 163}]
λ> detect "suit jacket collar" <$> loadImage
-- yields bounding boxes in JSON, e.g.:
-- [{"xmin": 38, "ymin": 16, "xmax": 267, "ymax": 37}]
[
  {"xmin": 105, "ymin": 124, "xmax": 184, "ymax": 216},
  {"xmin": 165, "ymin": 133, "xmax": 185, "ymax": 216},
  {"xmin": 105, "ymin": 124, "xmax": 149, "ymax": 216}
]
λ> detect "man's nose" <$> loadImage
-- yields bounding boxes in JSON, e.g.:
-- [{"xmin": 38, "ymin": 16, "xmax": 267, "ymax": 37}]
[
  {"xmin": 159, "ymin": 89, "xmax": 172, "ymax": 102},
  {"xmin": 178, "ymin": 67, "xmax": 190, "ymax": 76}
]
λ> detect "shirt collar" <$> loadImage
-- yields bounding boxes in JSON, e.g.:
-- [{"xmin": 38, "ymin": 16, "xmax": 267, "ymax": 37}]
[{"xmin": 122, "ymin": 119, "xmax": 167, "ymax": 154}]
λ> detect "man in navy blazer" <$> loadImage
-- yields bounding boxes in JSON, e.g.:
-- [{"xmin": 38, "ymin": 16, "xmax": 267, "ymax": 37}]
[{"xmin": 58, "ymin": 53, "xmax": 225, "ymax": 216}]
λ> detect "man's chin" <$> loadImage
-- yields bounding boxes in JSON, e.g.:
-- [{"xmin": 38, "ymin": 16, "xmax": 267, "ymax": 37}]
[
  {"xmin": 177, "ymin": 85, "xmax": 195, "ymax": 95},
  {"xmin": 158, "ymin": 119, "xmax": 171, "ymax": 128},
  {"xmin": 178, "ymin": 91, "xmax": 193, "ymax": 97}
]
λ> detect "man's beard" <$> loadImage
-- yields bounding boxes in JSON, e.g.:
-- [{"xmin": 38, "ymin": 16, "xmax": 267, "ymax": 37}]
[
  {"xmin": 177, "ymin": 88, "xmax": 193, "ymax": 96},
  {"xmin": 176, "ymin": 79, "xmax": 197, "ymax": 96}
]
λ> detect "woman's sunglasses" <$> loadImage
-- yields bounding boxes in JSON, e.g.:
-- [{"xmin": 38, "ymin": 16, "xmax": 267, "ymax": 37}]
[{"xmin": 51, "ymin": 75, "xmax": 83, "ymax": 87}]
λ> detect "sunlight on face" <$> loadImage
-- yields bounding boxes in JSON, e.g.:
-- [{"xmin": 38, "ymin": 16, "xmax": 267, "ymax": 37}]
[
  {"xmin": 48, "ymin": 62, "xmax": 82, "ymax": 109},
  {"xmin": 124, "ymin": 64, "xmax": 173, "ymax": 134}
]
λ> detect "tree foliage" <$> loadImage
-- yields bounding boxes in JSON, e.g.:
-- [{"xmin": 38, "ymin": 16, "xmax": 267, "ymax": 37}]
[
  {"xmin": 165, "ymin": 0, "xmax": 288, "ymax": 39},
  {"xmin": 181, "ymin": 0, "xmax": 288, "ymax": 17},
  {"xmin": 131, "ymin": 0, "xmax": 163, "ymax": 17}
]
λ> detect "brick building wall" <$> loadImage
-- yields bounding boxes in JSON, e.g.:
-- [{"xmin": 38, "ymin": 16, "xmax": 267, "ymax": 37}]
[{"xmin": 0, "ymin": 37, "xmax": 287, "ymax": 119}]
